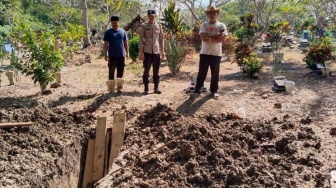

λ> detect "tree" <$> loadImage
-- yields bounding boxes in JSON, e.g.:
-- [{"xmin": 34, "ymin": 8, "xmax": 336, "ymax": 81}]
[
  {"xmin": 82, "ymin": 0, "xmax": 91, "ymax": 47},
  {"xmin": 177, "ymin": 0, "xmax": 232, "ymax": 25},
  {"xmin": 161, "ymin": 1, "xmax": 184, "ymax": 35}
]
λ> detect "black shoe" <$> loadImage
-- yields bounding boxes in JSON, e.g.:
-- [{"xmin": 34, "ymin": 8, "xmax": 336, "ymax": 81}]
[
  {"xmin": 143, "ymin": 90, "xmax": 148, "ymax": 95},
  {"xmin": 154, "ymin": 89, "xmax": 161, "ymax": 94}
]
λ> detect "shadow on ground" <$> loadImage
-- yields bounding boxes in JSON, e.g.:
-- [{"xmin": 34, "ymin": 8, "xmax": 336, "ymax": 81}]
[
  {"xmin": 176, "ymin": 95, "xmax": 211, "ymax": 116},
  {"xmin": 49, "ymin": 94, "xmax": 98, "ymax": 108},
  {"xmin": 0, "ymin": 94, "xmax": 39, "ymax": 109}
]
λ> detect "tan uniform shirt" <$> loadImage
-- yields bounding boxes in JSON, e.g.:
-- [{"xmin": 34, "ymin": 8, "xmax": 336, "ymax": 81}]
[{"xmin": 138, "ymin": 21, "xmax": 164, "ymax": 54}]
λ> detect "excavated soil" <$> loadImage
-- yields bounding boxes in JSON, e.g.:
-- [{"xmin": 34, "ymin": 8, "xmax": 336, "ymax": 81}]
[
  {"xmin": 0, "ymin": 104, "xmax": 95, "ymax": 188},
  {"xmin": 97, "ymin": 103, "xmax": 330, "ymax": 188}
]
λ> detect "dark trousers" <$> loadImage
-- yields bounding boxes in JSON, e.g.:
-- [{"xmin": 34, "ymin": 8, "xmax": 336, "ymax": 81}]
[
  {"xmin": 108, "ymin": 57, "xmax": 125, "ymax": 80},
  {"xmin": 143, "ymin": 53, "xmax": 161, "ymax": 88},
  {"xmin": 195, "ymin": 54, "xmax": 221, "ymax": 93}
]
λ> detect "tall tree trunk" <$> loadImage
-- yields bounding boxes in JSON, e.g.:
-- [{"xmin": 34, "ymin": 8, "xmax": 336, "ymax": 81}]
[
  {"xmin": 82, "ymin": 0, "xmax": 91, "ymax": 47},
  {"xmin": 191, "ymin": 2, "xmax": 195, "ymax": 25}
]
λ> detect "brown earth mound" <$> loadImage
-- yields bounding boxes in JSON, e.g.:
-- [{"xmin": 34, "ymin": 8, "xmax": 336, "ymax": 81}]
[
  {"xmin": 98, "ymin": 103, "xmax": 328, "ymax": 188},
  {"xmin": 0, "ymin": 104, "xmax": 95, "ymax": 187}
]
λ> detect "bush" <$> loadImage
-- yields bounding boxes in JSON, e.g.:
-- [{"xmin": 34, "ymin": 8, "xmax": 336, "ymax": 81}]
[
  {"xmin": 165, "ymin": 37, "xmax": 188, "ymax": 75},
  {"xmin": 10, "ymin": 22, "xmax": 64, "ymax": 91},
  {"xmin": 235, "ymin": 42, "xmax": 252, "ymax": 67},
  {"xmin": 129, "ymin": 35, "xmax": 139, "ymax": 62},
  {"xmin": 243, "ymin": 54, "xmax": 263, "ymax": 77},
  {"xmin": 222, "ymin": 33, "xmax": 238, "ymax": 58},
  {"xmin": 303, "ymin": 37, "xmax": 334, "ymax": 69}
]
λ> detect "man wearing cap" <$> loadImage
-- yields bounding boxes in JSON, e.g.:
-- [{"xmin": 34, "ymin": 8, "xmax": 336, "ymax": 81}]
[
  {"xmin": 138, "ymin": 10, "xmax": 165, "ymax": 94},
  {"xmin": 103, "ymin": 16, "xmax": 129, "ymax": 92},
  {"xmin": 190, "ymin": 6, "xmax": 227, "ymax": 100}
]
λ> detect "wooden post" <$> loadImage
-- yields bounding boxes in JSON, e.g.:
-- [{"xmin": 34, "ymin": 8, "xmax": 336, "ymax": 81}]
[
  {"xmin": 0, "ymin": 122, "xmax": 33, "ymax": 129},
  {"xmin": 5, "ymin": 71, "xmax": 14, "ymax": 85},
  {"xmin": 109, "ymin": 112, "xmax": 126, "ymax": 168},
  {"xmin": 82, "ymin": 139, "xmax": 95, "ymax": 188},
  {"xmin": 92, "ymin": 117, "xmax": 107, "ymax": 182}
]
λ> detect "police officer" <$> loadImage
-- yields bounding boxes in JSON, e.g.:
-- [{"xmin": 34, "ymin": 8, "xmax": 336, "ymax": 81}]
[{"xmin": 139, "ymin": 10, "xmax": 165, "ymax": 94}]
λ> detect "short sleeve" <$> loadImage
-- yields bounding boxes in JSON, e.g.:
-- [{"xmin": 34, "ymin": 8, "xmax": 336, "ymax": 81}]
[
  {"xmin": 124, "ymin": 30, "xmax": 128, "ymax": 41},
  {"xmin": 222, "ymin": 24, "xmax": 228, "ymax": 35},
  {"xmin": 103, "ymin": 31, "xmax": 108, "ymax": 41},
  {"xmin": 199, "ymin": 22, "xmax": 207, "ymax": 34}
]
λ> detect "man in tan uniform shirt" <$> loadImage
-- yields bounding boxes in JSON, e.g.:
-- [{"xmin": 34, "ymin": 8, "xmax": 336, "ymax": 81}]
[{"xmin": 139, "ymin": 10, "xmax": 165, "ymax": 94}]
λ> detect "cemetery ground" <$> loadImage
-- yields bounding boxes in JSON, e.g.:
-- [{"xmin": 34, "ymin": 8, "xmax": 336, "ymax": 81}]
[{"xmin": 0, "ymin": 46, "xmax": 335, "ymax": 187}]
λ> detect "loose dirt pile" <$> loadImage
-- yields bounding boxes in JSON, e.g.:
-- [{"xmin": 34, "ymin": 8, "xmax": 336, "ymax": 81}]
[
  {"xmin": 97, "ymin": 103, "xmax": 329, "ymax": 188},
  {"xmin": 0, "ymin": 103, "xmax": 95, "ymax": 187}
]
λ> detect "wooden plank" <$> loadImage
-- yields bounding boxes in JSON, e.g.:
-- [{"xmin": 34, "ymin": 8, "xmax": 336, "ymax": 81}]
[
  {"xmin": 103, "ymin": 128, "xmax": 112, "ymax": 176},
  {"xmin": 0, "ymin": 122, "xmax": 33, "ymax": 129},
  {"xmin": 82, "ymin": 139, "xmax": 95, "ymax": 188},
  {"xmin": 92, "ymin": 117, "xmax": 107, "ymax": 182},
  {"xmin": 139, "ymin": 143, "xmax": 166, "ymax": 158},
  {"xmin": 95, "ymin": 149, "xmax": 132, "ymax": 187},
  {"xmin": 331, "ymin": 170, "xmax": 336, "ymax": 188},
  {"xmin": 96, "ymin": 142, "xmax": 168, "ymax": 186},
  {"xmin": 109, "ymin": 112, "xmax": 126, "ymax": 168}
]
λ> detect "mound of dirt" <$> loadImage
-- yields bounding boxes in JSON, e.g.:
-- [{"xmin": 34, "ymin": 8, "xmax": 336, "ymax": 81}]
[
  {"xmin": 97, "ymin": 103, "xmax": 328, "ymax": 187},
  {"xmin": 0, "ymin": 104, "xmax": 95, "ymax": 187}
]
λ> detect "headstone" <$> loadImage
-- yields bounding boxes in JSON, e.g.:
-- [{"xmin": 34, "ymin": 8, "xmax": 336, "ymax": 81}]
[
  {"xmin": 298, "ymin": 38, "xmax": 310, "ymax": 51},
  {"xmin": 272, "ymin": 76, "xmax": 287, "ymax": 93},
  {"xmin": 284, "ymin": 81, "xmax": 295, "ymax": 94},
  {"xmin": 316, "ymin": 64, "xmax": 325, "ymax": 69},
  {"xmin": 85, "ymin": 55, "xmax": 92, "ymax": 63},
  {"xmin": 5, "ymin": 71, "xmax": 14, "ymax": 85},
  {"xmin": 261, "ymin": 42, "xmax": 272, "ymax": 52}
]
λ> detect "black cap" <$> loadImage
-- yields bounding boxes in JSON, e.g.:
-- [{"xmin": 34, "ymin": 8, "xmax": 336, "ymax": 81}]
[
  {"xmin": 147, "ymin": 10, "xmax": 156, "ymax": 15},
  {"xmin": 111, "ymin": 16, "xmax": 119, "ymax": 21}
]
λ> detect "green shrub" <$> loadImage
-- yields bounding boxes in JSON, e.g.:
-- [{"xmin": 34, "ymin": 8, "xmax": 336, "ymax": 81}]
[
  {"xmin": 160, "ymin": 1, "xmax": 184, "ymax": 36},
  {"xmin": 165, "ymin": 37, "xmax": 187, "ymax": 75},
  {"xmin": 10, "ymin": 22, "xmax": 64, "ymax": 91},
  {"xmin": 243, "ymin": 54, "xmax": 263, "ymax": 77},
  {"xmin": 223, "ymin": 33, "xmax": 238, "ymax": 59},
  {"xmin": 303, "ymin": 37, "xmax": 334, "ymax": 69},
  {"xmin": 129, "ymin": 35, "xmax": 139, "ymax": 62},
  {"xmin": 235, "ymin": 42, "xmax": 252, "ymax": 67}
]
